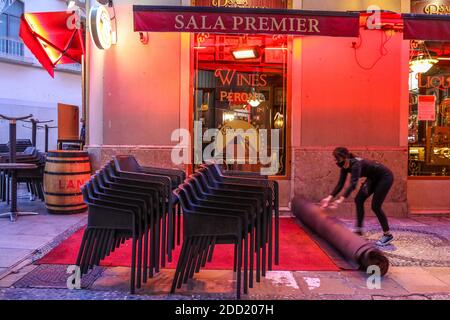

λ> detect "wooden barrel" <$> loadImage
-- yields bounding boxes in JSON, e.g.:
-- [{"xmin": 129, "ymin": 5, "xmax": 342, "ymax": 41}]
[{"xmin": 44, "ymin": 150, "xmax": 91, "ymax": 214}]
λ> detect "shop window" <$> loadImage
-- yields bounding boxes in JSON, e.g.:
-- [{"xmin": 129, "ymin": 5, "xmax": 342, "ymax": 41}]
[
  {"xmin": 408, "ymin": 40, "xmax": 450, "ymax": 176},
  {"xmin": 0, "ymin": 0, "xmax": 24, "ymax": 57},
  {"xmin": 193, "ymin": 33, "xmax": 288, "ymax": 175}
]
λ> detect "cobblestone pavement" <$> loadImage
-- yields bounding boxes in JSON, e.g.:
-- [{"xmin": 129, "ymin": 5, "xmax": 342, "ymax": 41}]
[
  {"xmin": 339, "ymin": 216, "xmax": 450, "ymax": 267},
  {"xmin": 1, "ymin": 194, "xmax": 450, "ymax": 300},
  {"xmin": 1, "ymin": 267, "xmax": 450, "ymax": 300}
]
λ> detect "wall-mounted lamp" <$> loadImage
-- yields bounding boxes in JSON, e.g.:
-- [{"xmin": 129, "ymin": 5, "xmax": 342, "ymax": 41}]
[{"xmin": 139, "ymin": 32, "xmax": 149, "ymax": 45}]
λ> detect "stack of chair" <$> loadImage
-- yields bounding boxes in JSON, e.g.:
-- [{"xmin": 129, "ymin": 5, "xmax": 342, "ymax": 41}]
[
  {"xmin": 77, "ymin": 156, "xmax": 279, "ymax": 299},
  {"xmin": 0, "ymin": 144, "xmax": 8, "ymax": 153},
  {"xmin": 171, "ymin": 163, "xmax": 279, "ymax": 299},
  {"xmin": 8, "ymin": 139, "xmax": 32, "ymax": 152},
  {"xmin": 77, "ymin": 155, "xmax": 184, "ymax": 293},
  {"xmin": 0, "ymin": 147, "xmax": 46, "ymax": 203}
]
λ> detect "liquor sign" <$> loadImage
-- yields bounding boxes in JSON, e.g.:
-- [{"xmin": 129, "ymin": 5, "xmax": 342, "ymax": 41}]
[
  {"xmin": 418, "ymin": 95, "xmax": 436, "ymax": 121},
  {"xmin": 133, "ymin": 5, "xmax": 360, "ymax": 37}
]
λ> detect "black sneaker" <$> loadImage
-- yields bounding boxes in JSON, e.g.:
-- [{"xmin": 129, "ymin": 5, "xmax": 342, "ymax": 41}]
[
  {"xmin": 376, "ymin": 234, "xmax": 394, "ymax": 246},
  {"xmin": 353, "ymin": 227, "xmax": 363, "ymax": 236}
]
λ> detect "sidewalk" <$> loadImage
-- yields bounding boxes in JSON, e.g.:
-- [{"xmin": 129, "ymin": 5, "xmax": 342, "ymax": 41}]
[
  {"xmin": 1, "ymin": 191, "xmax": 449, "ymax": 300},
  {"xmin": 0, "ymin": 191, "xmax": 86, "ymax": 279}
]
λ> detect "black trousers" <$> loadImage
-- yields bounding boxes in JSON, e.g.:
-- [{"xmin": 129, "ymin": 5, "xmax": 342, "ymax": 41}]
[{"xmin": 354, "ymin": 173, "xmax": 393, "ymax": 232}]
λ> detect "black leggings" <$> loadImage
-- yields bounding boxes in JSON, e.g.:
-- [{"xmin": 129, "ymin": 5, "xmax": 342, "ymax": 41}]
[{"xmin": 355, "ymin": 173, "xmax": 393, "ymax": 232}]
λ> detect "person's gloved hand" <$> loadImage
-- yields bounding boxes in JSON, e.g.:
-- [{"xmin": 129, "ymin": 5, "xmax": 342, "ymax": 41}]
[
  {"xmin": 320, "ymin": 195, "xmax": 333, "ymax": 209},
  {"xmin": 329, "ymin": 196, "xmax": 345, "ymax": 209}
]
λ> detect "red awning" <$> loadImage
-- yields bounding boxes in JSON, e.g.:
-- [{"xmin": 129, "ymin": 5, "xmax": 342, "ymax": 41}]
[
  {"xmin": 403, "ymin": 13, "xmax": 450, "ymax": 41},
  {"xmin": 133, "ymin": 5, "xmax": 360, "ymax": 38},
  {"xmin": 19, "ymin": 11, "xmax": 85, "ymax": 77}
]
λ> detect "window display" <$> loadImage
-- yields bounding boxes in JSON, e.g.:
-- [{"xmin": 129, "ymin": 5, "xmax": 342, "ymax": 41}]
[
  {"xmin": 408, "ymin": 40, "xmax": 450, "ymax": 176},
  {"xmin": 193, "ymin": 33, "xmax": 288, "ymax": 175}
]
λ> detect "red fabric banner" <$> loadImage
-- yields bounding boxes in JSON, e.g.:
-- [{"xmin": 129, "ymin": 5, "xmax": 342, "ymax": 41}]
[
  {"xmin": 403, "ymin": 14, "xmax": 450, "ymax": 41},
  {"xmin": 133, "ymin": 6, "xmax": 360, "ymax": 37}
]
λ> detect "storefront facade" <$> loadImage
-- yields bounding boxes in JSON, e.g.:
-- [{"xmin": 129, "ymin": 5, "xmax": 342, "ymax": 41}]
[{"xmin": 86, "ymin": 0, "xmax": 450, "ymax": 216}]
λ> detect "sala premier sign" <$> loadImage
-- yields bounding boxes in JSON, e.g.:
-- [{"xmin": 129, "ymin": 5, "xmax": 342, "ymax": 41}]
[
  {"xmin": 133, "ymin": 6, "xmax": 360, "ymax": 37},
  {"xmin": 174, "ymin": 14, "xmax": 320, "ymax": 33}
]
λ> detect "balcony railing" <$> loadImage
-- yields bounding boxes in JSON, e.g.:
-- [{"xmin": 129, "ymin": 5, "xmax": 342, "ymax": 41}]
[
  {"xmin": 0, "ymin": 37, "xmax": 25, "ymax": 59},
  {"xmin": 0, "ymin": 36, "xmax": 81, "ymax": 73}
]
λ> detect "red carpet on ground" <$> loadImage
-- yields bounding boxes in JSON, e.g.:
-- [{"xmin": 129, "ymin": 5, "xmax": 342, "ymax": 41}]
[{"xmin": 38, "ymin": 218, "xmax": 339, "ymax": 271}]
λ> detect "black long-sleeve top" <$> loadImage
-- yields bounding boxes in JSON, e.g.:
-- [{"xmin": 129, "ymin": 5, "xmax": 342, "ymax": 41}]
[{"xmin": 330, "ymin": 157, "xmax": 392, "ymax": 198}]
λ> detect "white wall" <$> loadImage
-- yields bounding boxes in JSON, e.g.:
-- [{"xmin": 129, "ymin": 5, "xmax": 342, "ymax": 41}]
[{"xmin": 0, "ymin": 0, "xmax": 82, "ymax": 151}]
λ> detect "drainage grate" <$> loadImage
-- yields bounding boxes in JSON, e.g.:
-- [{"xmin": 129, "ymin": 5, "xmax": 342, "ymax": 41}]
[{"xmin": 13, "ymin": 265, "xmax": 104, "ymax": 289}]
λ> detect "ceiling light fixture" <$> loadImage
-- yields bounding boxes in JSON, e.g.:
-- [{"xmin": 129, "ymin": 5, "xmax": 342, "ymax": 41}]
[{"xmin": 409, "ymin": 41, "xmax": 438, "ymax": 74}]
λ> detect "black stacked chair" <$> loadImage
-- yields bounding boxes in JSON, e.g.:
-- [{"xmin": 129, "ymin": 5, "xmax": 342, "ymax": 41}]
[
  {"xmin": 170, "ymin": 164, "xmax": 279, "ymax": 299},
  {"xmin": 171, "ymin": 185, "xmax": 249, "ymax": 299},
  {"xmin": 0, "ymin": 147, "xmax": 46, "ymax": 203},
  {"xmin": 200, "ymin": 163, "xmax": 280, "ymax": 268},
  {"xmin": 195, "ymin": 167, "xmax": 270, "ymax": 279},
  {"xmin": 8, "ymin": 139, "xmax": 32, "ymax": 152},
  {"xmin": 113, "ymin": 155, "xmax": 186, "ymax": 265},
  {"xmin": 76, "ymin": 155, "xmax": 278, "ymax": 299},
  {"xmin": 76, "ymin": 156, "xmax": 183, "ymax": 293}
]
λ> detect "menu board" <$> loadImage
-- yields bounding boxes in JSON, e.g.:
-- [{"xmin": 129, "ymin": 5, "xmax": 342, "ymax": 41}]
[{"xmin": 418, "ymin": 95, "xmax": 436, "ymax": 121}]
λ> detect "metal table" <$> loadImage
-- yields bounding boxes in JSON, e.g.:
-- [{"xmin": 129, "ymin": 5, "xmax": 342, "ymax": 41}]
[{"xmin": 0, "ymin": 163, "xmax": 38, "ymax": 222}]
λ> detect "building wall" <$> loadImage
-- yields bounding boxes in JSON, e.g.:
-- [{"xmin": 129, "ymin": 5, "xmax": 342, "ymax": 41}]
[
  {"xmin": 87, "ymin": 0, "xmax": 412, "ymax": 214},
  {"xmin": 293, "ymin": 27, "xmax": 410, "ymax": 216},
  {"xmin": 0, "ymin": 0, "xmax": 82, "ymax": 152},
  {"xmin": 87, "ymin": 0, "xmax": 185, "ymax": 170}
]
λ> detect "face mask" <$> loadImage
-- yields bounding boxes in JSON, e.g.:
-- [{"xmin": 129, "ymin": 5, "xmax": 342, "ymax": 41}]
[{"xmin": 336, "ymin": 159, "xmax": 345, "ymax": 168}]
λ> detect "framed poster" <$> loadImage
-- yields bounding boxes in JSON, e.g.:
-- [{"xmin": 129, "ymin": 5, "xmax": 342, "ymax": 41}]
[{"xmin": 418, "ymin": 95, "xmax": 436, "ymax": 121}]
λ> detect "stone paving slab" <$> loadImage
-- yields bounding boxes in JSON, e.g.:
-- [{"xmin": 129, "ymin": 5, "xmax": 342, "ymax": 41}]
[
  {"xmin": 419, "ymin": 267, "xmax": 450, "ymax": 286},
  {"xmin": 0, "ymin": 264, "xmax": 38, "ymax": 288},
  {"xmin": 388, "ymin": 267, "xmax": 450, "ymax": 294},
  {"xmin": 0, "ymin": 234, "xmax": 54, "ymax": 250},
  {"xmin": 0, "ymin": 248, "xmax": 33, "ymax": 268},
  {"xmin": 0, "ymin": 191, "xmax": 87, "ymax": 276},
  {"xmin": 341, "ymin": 271, "xmax": 409, "ymax": 296}
]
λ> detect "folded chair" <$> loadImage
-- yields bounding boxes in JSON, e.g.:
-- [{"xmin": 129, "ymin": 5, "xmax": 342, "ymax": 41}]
[
  {"xmin": 200, "ymin": 163, "xmax": 280, "ymax": 267},
  {"xmin": 171, "ymin": 185, "xmax": 251, "ymax": 299},
  {"xmin": 113, "ymin": 155, "xmax": 185, "ymax": 262}
]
